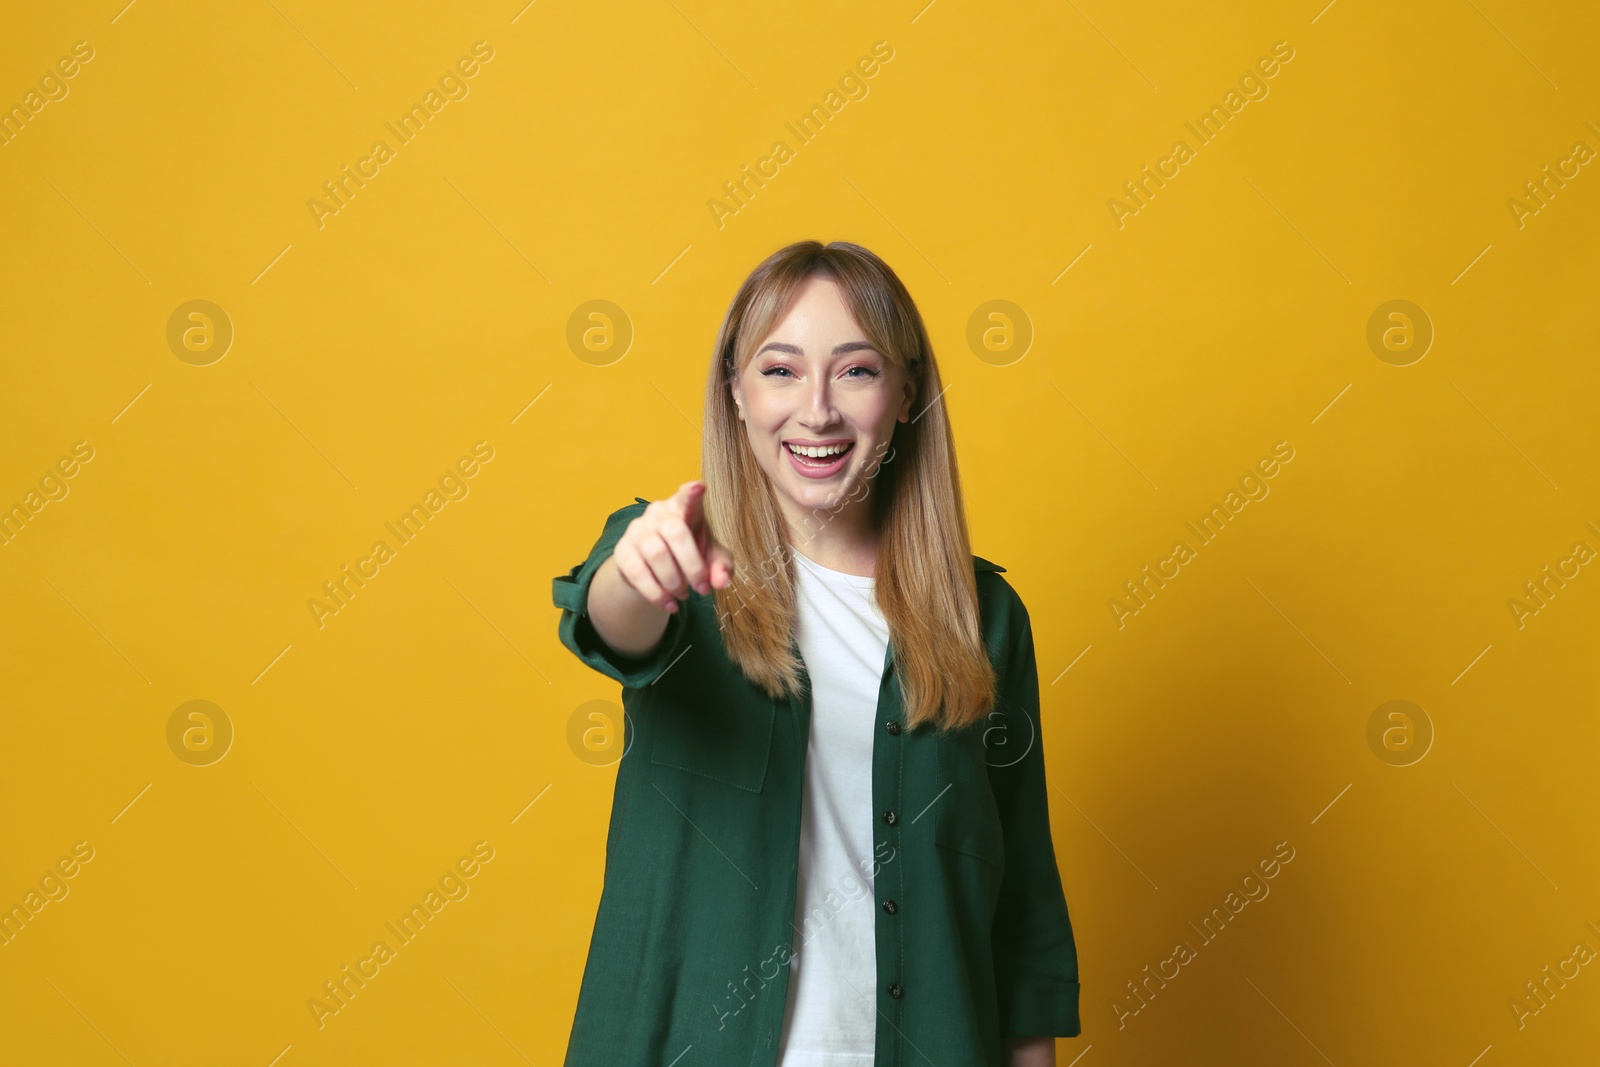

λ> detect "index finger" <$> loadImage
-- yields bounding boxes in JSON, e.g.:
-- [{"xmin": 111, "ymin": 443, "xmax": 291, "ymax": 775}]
[{"xmin": 672, "ymin": 479, "xmax": 707, "ymax": 534}]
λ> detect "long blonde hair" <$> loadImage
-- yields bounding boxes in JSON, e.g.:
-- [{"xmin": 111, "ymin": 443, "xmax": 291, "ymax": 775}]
[{"xmin": 701, "ymin": 240, "xmax": 996, "ymax": 734}]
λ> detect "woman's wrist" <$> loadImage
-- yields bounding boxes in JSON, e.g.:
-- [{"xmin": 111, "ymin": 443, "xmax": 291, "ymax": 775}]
[
  {"xmin": 1007, "ymin": 1035, "xmax": 1056, "ymax": 1067},
  {"xmin": 587, "ymin": 554, "xmax": 672, "ymax": 658}
]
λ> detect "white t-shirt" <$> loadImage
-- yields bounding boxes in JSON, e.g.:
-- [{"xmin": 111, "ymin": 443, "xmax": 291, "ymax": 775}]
[{"xmin": 776, "ymin": 548, "xmax": 890, "ymax": 1066}]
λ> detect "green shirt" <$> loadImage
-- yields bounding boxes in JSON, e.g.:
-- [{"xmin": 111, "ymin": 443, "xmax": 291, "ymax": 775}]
[{"xmin": 552, "ymin": 498, "xmax": 1082, "ymax": 1065}]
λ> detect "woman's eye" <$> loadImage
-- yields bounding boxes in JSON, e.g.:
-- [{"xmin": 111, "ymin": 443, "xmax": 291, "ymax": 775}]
[{"xmin": 761, "ymin": 365, "xmax": 877, "ymax": 379}]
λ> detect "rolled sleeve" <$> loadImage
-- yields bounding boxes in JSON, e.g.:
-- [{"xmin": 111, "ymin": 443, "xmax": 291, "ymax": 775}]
[
  {"xmin": 552, "ymin": 497, "xmax": 692, "ymax": 690},
  {"xmin": 987, "ymin": 596, "xmax": 1082, "ymax": 1039}
]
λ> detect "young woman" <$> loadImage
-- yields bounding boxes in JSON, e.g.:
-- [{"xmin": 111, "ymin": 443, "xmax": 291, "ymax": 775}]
[{"xmin": 552, "ymin": 241, "xmax": 1080, "ymax": 1066}]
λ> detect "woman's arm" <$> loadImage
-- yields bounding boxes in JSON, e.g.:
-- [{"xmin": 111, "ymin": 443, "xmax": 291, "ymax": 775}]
[
  {"xmin": 987, "ymin": 589, "xmax": 1083, "ymax": 1037},
  {"xmin": 586, "ymin": 553, "xmax": 672, "ymax": 657},
  {"xmin": 1008, "ymin": 1035, "xmax": 1055, "ymax": 1066}
]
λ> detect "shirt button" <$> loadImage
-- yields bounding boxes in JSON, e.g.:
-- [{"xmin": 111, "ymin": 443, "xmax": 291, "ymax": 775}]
[
  {"xmin": 882, "ymin": 810, "xmax": 898, "ymax": 826},
  {"xmin": 884, "ymin": 720, "xmax": 901, "ymax": 735},
  {"xmin": 882, "ymin": 899, "xmax": 898, "ymax": 915},
  {"xmin": 887, "ymin": 983, "xmax": 904, "ymax": 999}
]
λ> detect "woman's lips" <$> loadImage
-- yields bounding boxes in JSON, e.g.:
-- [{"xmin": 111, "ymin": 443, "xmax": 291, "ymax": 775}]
[{"xmin": 785, "ymin": 442, "xmax": 853, "ymax": 479}]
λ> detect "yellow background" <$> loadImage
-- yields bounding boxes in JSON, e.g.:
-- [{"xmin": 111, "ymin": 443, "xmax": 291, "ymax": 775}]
[{"xmin": 3, "ymin": 1, "xmax": 1597, "ymax": 1064}]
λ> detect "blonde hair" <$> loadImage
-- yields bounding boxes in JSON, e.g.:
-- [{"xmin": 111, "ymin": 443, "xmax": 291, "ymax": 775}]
[{"xmin": 701, "ymin": 240, "xmax": 996, "ymax": 734}]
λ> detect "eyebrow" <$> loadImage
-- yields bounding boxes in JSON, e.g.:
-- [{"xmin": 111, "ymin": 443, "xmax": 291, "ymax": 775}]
[{"xmin": 754, "ymin": 341, "xmax": 878, "ymax": 358}]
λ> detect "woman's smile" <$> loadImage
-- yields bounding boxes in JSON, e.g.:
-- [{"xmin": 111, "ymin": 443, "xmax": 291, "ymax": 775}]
[{"xmin": 783, "ymin": 438, "xmax": 855, "ymax": 478}]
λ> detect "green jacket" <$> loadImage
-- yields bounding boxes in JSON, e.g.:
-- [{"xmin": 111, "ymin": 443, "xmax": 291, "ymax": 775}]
[{"xmin": 552, "ymin": 498, "xmax": 1082, "ymax": 1065}]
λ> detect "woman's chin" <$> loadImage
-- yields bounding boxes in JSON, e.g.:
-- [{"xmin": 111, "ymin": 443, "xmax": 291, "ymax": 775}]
[{"xmin": 781, "ymin": 480, "xmax": 859, "ymax": 514}]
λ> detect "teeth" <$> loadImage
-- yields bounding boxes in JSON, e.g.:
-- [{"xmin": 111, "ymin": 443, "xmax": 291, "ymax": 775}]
[{"xmin": 787, "ymin": 442, "xmax": 850, "ymax": 459}]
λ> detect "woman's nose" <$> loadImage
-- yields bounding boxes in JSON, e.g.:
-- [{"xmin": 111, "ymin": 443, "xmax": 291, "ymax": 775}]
[{"xmin": 805, "ymin": 380, "xmax": 834, "ymax": 421}]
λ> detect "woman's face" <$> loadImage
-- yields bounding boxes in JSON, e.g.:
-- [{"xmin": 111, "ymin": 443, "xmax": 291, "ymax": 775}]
[{"xmin": 730, "ymin": 275, "xmax": 915, "ymax": 534}]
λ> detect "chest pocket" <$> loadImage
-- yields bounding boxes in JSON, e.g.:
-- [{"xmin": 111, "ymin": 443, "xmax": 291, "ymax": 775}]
[
  {"xmin": 933, "ymin": 725, "xmax": 1007, "ymax": 870},
  {"xmin": 646, "ymin": 657, "xmax": 774, "ymax": 793}
]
